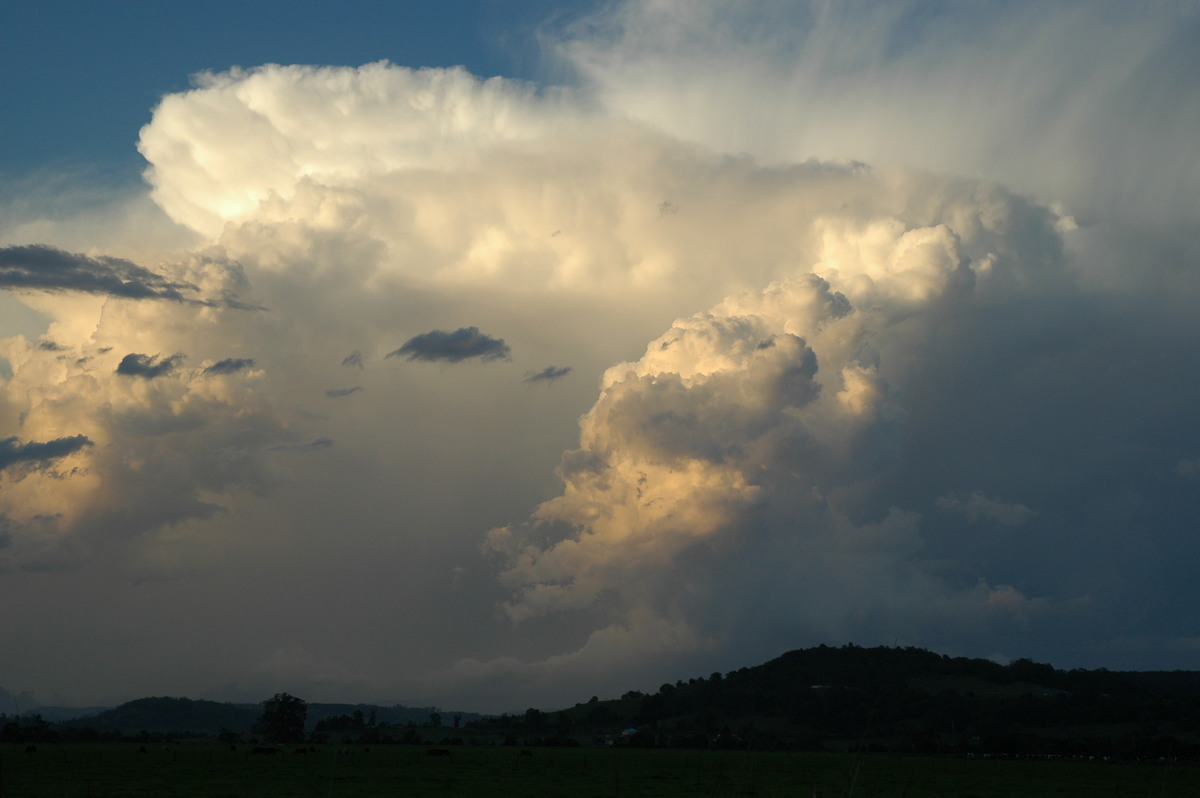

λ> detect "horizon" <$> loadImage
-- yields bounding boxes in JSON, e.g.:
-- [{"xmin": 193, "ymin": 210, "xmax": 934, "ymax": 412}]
[
  {"xmin": 7, "ymin": 641, "xmax": 1191, "ymax": 718},
  {"xmin": 2, "ymin": 0, "xmax": 1199, "ymax": 715}
]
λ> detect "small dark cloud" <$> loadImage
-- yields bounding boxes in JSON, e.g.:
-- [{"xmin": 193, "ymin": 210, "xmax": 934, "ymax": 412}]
[
  {"xmin": 270, "ymin": 437, "xmax": 334, "ymax": 453},
  {"xmin": 204, "ymin": 357, "xmax": 255, "ymax": 376},
  {"xmin": 116, "ymin": 353, "xmax": 184, "ymax": 379},
  {"xmin": 524, "ymin": 365, "xmax": 572, "ymax": 384},
  {"xmin": 38, "ymin": 340, "xmax": 68, "ymax": 352},
  {"xmin": 342, "ymin": 350, "xmax": 365, "ymax": 369},
  {"xmin": 0, "ymin": 434, "xmax": 93, "ymax": 471},
  {"xmin": 0, "ymin": 244, "xmax": 195, "ymax": 301},
  {"xmin": 0, "ymin": 244, "xmax": 259, "ymax": 309},
  {"xmin": 325, "ymin": 386, "xmax": 363, "ymax": 398},
  {"xmin": 387, "ymin": 327, "xmax": 511, "ymax": 363}
]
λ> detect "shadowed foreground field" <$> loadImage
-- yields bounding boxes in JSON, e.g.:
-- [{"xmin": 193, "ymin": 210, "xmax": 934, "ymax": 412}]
[{"xmin": 3, "ymin": 744, "xmax": 1196, "ymax": 797}]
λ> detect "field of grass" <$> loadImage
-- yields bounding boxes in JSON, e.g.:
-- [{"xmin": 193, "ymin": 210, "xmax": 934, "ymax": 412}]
[{"xmin": 3, "ymin": 743, "xmax": 1196, "ymax": 797}]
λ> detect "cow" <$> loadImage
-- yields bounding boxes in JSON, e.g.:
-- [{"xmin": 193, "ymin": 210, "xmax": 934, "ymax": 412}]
[{"xmin": 426, "ymin": 748, "xmax": 452, "ymax": 757}]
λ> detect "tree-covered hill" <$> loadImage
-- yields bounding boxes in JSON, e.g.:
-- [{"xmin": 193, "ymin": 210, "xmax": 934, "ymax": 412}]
[
  {"xmin": 73, "ymin": 697, "xmax": 261, "ymax": 735},
  {"xmin": 471, "ymin": 645, "xmax": 1200, "ymax": 757}
]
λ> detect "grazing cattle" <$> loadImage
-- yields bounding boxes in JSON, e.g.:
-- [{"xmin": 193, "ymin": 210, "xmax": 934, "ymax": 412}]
[
  {"xmin": 519, "ymin": 749, "xmax": 533, "ymax": 757},
  {"xmin": 251, "ymin": 746, "xmax": 280, "ymax": 755},
  {"xmin": 24, "ymin": 745, "xmax": 37, "ymax": 754},
  {"xmin": 138, "ymin": 747, "xmax": 148, "ymax": 754},
  {"xmin": 426, "ymin": 748, "xmax": 452, "ymax": 757}
]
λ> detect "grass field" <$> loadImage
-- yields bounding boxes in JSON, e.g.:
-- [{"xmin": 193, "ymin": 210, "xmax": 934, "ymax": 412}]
[{"xmin": 2, "ymin": 743, "xmax": 1196, "ymax": 797}]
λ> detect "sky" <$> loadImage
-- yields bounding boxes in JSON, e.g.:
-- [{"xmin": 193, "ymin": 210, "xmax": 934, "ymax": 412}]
[{"xmin": 1, "ymin": 0, "xmax": 1199, "ymax": 715}]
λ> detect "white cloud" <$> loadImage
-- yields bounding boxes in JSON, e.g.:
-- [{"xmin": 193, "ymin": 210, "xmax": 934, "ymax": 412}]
[
  {"xmin": 3, "ymin": 2, "xmax": 1200, "ymax": 711},
  {"xmin": 558, "ymin": 0, "xmax": 1200, "ymax": 227}
]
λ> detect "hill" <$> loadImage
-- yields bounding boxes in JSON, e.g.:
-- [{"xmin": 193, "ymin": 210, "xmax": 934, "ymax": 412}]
[
  {"xmin": 470, "ymin": 644, "xmax": 1200, "ymax": 757},
  {"xmin": 74, "ymin": 697, "xmax": 260, "ymax": 735}
]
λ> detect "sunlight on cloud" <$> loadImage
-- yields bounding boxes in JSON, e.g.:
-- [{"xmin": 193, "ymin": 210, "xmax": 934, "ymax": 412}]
[{"xmin": 2, "ymin": 0, "xmax": 1199, "ymax": 710}]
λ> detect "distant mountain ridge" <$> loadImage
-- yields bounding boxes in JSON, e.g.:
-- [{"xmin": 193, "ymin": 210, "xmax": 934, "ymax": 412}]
[{"xmin": 48, "ymin": 698, "xmax": 481, "ymax": 735}]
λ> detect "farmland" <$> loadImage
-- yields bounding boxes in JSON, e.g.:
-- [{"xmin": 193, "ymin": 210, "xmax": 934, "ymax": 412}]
[{"xmin": 3, "ymin": 743, "xmax": 1196, "ymax": 798}]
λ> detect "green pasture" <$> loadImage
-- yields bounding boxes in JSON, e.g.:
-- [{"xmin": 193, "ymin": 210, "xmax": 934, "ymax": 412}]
[{"xmin": 2, "ymin": 743, "xmax": 1195, "ymax": 797}]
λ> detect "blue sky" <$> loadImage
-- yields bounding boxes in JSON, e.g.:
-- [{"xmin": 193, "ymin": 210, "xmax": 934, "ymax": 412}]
[
  {"xmin": 1, "ymin": 1, "xmax": 1199, "ymax": 714},
  {"xmin": 0, "ymin": 1, "xmax": 590, "ymax": 176}
]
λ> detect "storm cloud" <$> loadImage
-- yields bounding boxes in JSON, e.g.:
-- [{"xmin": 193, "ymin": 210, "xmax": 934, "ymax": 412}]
[{"xmin": 1, "ymin": 0, "xmax": 1198, "ymax": 714}]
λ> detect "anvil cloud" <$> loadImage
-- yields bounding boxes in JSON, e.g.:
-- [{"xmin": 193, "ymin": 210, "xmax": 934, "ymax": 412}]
[{"xmin": 0, "ymin": 0, "xmax": 1198, "ymax": 713}]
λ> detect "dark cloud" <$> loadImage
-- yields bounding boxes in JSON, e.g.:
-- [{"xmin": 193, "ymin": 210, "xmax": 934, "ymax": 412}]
[
  {"xmin": 116, "ymin": 353, "xmax": 184, "ymax": 379},
  {"xmin": 325, "ymin": 386, "xmax": 363, "ymax": 398},
  {"xmin": 0, "ymin": 435, "xmax": 93, "ymax": 471},
  {"xmin": 0, "ymin": 244, "xmax": 196, "ymax": 301},
  {"xmin": 37, "ymin": 340, "xmax": 68, "ymax": 352},
  {"xmin": 204, "ymin": 358, "xmax": 255, "ymax": 375},
  {"xmin": 0, "ymin": 244, "xmax": 260, "ymax": 309},
  {"xmin": 342, "ymin": 350, "xmax": 365, "ymax": 369},
  {"xmin": 524, "ymin": 365, "xmax": 572, "ymax": 384},
  {"xmin": 269, "ymin": 437, "xmax": 334, "ymax": 453},
  {"xmin": 387, "ymin": 327, "xmax": 511, "ymax": 363}
]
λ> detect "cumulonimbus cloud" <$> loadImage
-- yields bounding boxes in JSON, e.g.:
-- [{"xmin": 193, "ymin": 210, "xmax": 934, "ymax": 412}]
[
  {"xmin": 387, "ymin": 327, "xmax": 511, "ymax": 363},
  {"xmin": 2, "ymin": 3, "xmax": 1198, "ymax": 709},
  {"xmin": 137, "ymin": 62, "xmax": 571, "ymax": 239}
]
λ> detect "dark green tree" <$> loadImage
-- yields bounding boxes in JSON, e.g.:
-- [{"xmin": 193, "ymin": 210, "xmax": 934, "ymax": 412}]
[{"xmin": 257, "ymin": 693, "xmax": 307, "ymax": 743}]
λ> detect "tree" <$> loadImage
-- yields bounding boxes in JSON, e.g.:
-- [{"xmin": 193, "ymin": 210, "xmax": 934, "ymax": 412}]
[{"xmin": 257, "ymin": 693, "xmax": 307, "ymax": 743}]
